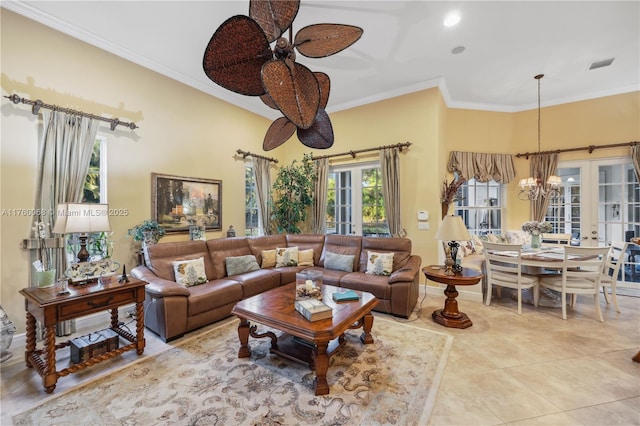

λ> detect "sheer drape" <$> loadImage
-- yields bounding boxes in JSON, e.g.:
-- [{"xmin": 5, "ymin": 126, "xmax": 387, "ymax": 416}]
[
  {"xmin": 632, "ymin": 144, "xmax": 640, "ymax": 183},
  {"xmin": 530, "ymin": 152, "xmax": 558, "ymax": 222},
  {"xmin": 447, "ymin": 151, "xmax": 516, "ymax": 183},
  {"xmin": 34, "ymin": 110, "xmax": 99, "ymax": 334},
  {"xmin": 312, "ymin": 158, "xmax": 328, "ymax": 234},
  {"xmin": 252, "ymin": 157, "xmax": 272, "ymax": 235},
  {"xmin": 380, "ymin": 147, "xmax": 403, "ymax": 237}
]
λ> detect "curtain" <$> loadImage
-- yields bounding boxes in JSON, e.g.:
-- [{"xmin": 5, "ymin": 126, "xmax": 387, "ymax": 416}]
[
  {"xmin": 530, "ymin": 152, "xmax": 558, "ymax": 222},
  {"xmin": 447, "ymin": 151, "xmax": 516, "ymax": 183},
  {"xmin": 252, "ymin": 157, "xmax": 272, "ymax": 235},
  {"xmin": 33, "ymin": 110, "xmax": 99, "ymax": 335},
  {"xmin": 380, "ymin": 147, "xmax": 404, "ymax": 237},
  {"xmin": 632, "ymin": 143, "xmax": 640, "ymax": 183},
  {"xmin": 312, "ymin": 158, "xmax": 328, "ymax": 234}
]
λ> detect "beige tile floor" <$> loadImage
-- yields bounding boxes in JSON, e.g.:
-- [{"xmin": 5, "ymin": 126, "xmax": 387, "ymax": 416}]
[{"xmin": 1, "ymin": 288, "xmax": 639, "ymax": 425}]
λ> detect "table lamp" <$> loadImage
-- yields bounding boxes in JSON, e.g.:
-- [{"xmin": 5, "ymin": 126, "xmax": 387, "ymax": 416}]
[
  {"xmin": 434, "ymin": 215, "xmax": 471, "ymax": 275},
  {"xmin": 52, "ymin": 203, "xmax": 112, "ymax": 262}
]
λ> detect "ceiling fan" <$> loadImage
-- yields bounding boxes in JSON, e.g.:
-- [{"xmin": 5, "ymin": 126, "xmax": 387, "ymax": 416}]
[{"xmin": 203, "ymin": 0, "xmax": 363, "ymax": 151}]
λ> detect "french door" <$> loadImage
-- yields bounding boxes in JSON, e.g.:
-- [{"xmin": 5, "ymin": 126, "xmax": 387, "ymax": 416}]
[
  {"xmin": 326, "ymin": 162, "xmax": 389, "ymax": 236},
  {"xmin": 545, "ymin": 157, "xmax": 640, "ymax": 285}
]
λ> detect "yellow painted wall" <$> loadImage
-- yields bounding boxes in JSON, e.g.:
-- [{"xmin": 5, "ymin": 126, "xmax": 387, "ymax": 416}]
[{"xmin": 2, "ymin": 10, "xmax": 639, "ymax": 332}]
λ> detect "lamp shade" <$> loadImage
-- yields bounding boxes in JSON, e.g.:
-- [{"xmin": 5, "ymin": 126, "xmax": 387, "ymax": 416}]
[
  {"xmin": 434, "ymin": 215, "xmax": 471, "ymax": 241},
  {"xmin": 52, "ymin": 203, "xmax": 112, "ymax": 234}
]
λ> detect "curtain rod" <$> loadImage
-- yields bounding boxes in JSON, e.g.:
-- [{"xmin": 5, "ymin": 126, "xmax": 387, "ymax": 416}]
[
  {"xmin": 4, "ymin": 94, "xmax": 138, "ymax": 130},
  {"xmin": 311, "ymin": 141, "xmax": 412, "ymax": 161},
  {"xmin": 515, "ymin": 141, "xmax": 638, "ymax": 159},
  {"xmin": 236, "ymin": 149, "xmax": 278, "ymax": 163}
]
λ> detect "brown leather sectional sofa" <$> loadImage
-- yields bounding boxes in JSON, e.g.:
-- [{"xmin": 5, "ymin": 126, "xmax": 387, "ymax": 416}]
[{"xmin": 131, "ymin": 234, "xmax": 421, "ymax": 342}]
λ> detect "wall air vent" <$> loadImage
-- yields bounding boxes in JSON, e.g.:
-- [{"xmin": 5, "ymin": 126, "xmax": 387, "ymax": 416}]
[{"xmin": 588, "ymin": 58, "xmax": 615, "ymax": 70}]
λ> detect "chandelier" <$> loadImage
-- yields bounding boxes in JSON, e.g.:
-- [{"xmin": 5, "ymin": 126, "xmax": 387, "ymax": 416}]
[{"xmin": 518, "ymin": 74, "xmax": 561, "ymax": 201}]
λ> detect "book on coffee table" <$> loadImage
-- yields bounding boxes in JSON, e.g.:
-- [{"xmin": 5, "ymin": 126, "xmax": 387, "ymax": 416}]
[
  {"xmin": 332, "ymin": 290, "xmax": 360, "ymax": 302},
  {"xmin": 294, "ymin": 298, "xmax": 333, "ymax": 322}
]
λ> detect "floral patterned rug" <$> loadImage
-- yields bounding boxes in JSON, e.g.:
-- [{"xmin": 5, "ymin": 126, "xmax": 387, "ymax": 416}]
[{"xmin": 13, "ymin": 316, "xmax": 452, "ymax": 425}]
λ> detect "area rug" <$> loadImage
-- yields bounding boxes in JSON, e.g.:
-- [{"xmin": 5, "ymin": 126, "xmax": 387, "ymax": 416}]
[{"xmin": 13, "ymin": 316, "xmax": 452, "ymax": 425}]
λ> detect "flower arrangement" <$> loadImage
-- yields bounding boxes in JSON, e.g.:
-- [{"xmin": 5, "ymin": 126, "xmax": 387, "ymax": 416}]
[
  {"xmin": 440, "ymin": 175, "xmax": 466, "ymax": 218},
  {"xmin": 127, "ymin": 220, "xmax": 166, "ymax": 244},
  {"xmin": 32, "ymin": 221, "xmax": 51, "ymax": 271},
  {"xmin": 521, "ymin": 221, "xmax": 552, "ymax": 235}
]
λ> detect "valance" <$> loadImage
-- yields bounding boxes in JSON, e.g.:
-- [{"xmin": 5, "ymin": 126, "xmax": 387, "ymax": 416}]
[{"xmin": 447, "ymin": 151, "xmax": 516, "ymax": 183}]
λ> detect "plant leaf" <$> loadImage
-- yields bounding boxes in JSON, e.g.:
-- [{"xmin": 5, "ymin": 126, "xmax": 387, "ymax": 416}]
[{"xmin": 294, "ymin": 24, "xmax": 363, "ymax": 58}]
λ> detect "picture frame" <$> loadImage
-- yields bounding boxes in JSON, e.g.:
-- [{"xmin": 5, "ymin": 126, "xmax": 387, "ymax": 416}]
[{"xmin": 151, "ymin": 173, "xmax": 222, "ymax": 233}]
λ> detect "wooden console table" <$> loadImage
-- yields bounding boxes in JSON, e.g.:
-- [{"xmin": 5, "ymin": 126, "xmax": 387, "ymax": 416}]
[
  {"xmin": 423, "ymin": 265, "xmax": 483, "ymax": 329},
  {"xmin": 20, "ymin": 277, "xmax": 147, "ymax": 393}
]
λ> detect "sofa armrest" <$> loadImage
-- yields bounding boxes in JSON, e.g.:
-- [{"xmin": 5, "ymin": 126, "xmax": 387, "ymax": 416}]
[
  {"xmin": 389, "ymin": 255, "xmax": 421, "ymax": 284},
  {"xmin": 131, "ymin": 265, "xmax": 190, "ymax": 298}
]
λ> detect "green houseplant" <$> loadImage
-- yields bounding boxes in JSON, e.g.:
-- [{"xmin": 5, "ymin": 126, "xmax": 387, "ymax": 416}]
[
  {"xmin": 269, "ymin": 154, "xmax": 316, "ymax": 234},
  {"xmin": 127, "ymin": 220, "xmax": 166, "ymax": 245}
]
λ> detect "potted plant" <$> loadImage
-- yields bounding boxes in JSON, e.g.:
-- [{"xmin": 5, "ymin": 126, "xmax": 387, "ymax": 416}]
[
  {"xmin": 269, "ymin": 154, "xmax": 316, "ymax": 234},
  {"xmin": 127, "ymin": 220, "xmax": 166, "ymax": 245}
]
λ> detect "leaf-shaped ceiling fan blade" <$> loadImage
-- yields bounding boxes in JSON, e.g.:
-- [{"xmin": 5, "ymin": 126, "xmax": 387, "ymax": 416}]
[
  {"xmin": 297, "ymin": 108, "xmax": 334, "ymax": 149},
  {"xmin": 263, "ymin": 117, "xmax": 297, "ymax": 151},
  {"xmin": 262, "ymin": 60, "xmax": 320, "ymax": 129},
  {"xmin": 203, "ymin": 15, "xmax": 273, "ymax": 96},
  {"xmin": 249, "ymin": 0, "xmax": 300, "ymax": 43},
  {"xmin": 294, "ymin": 24, "xmax": 364, "ymax": 58},
  {"xmin": 314, "ymin": 72, "xmax": 330, "ymax": 109},
  {"xmin": 259, "ymin": 93, "xmax": 279, "ymax": 110}
]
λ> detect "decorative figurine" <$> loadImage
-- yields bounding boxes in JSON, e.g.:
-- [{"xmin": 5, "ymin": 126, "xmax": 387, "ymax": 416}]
[{"xmin": 119, "ymin": 265, "xmax": 130, "ymax": 284}]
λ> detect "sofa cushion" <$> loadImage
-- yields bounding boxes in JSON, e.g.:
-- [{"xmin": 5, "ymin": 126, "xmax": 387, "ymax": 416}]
[
  {"xmin": 320, "ymin": 235, "xmax": 361, "ymax": 270},
  {"xmin": 186, "ymin": 279, "xmax": 243, "ymax": 317},
  {"xmin": 276, "ymin": 247, "xmax": 299, "ymax": 267},
  {"xmin": 359, "ymin": 237, "xmax": 412, "ymax": 272},
  {"xmin": 286, "ymin": 234, "xmax": 325, "ymax": 265},
  {"xmin": 225, "ymin": 255, "xmax": 260, "ymax": 276},
  {"xmin": 298, "ymin": 249, "xmax": 314, "ymax": 266},
  {"xmin": 248, "ymin": 234, "xmax": 287, "ymax": 265},
  {"xmin": 146, "ymin": 240, "xmax": 215, "ymax": 282},
  {"xmin": 206, "ymin": 237, "xmax": 252, "ymax": 278},
  {"xmin": 229, "ymin": 269, "xmax": 281, "ymax": 299},
  {"xmin": 173, "ymin": 257, "xmax": 207, "ymax": 287},
  {"xmin": 261, "ymin": 249, "xmax": 277, "ymax": 268},
  {"xmin": 365, "ymin": 251, "xmax": 394, "ymax": 276},
  {"xmin": 325, "ymin": 251, "xmax": 355, "ymax": 272},
  {"xmin": 340, "ymin": 272, "xmax": 391, "ymax": 300}
]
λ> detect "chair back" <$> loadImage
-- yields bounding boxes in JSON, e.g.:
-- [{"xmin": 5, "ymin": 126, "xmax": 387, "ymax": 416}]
[
  {"xmin": 561, "ymin": 246, "xmax": 610, "ymax": 284},
  {"xmin": 541, "ymin": 233, "xmax": 572, "ymax": 245},
  {"xmin": 483, "ymin": 242, "xmax": 524, "ymax": 275},
  {"xmin": 604, "ymin": 241, "xmax": 629, "ymax": 281}
]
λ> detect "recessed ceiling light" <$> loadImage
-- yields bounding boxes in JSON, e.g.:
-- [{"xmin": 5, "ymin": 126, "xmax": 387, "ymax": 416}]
[
  {"xmin": 443, "ymin": 11, "xmax": 461, "ymax": 27},
  {"xmin": 588, "ymin": 58, "xmax": 615, "ymax": 70},
  {"xmin": 451, "ymin": 46, "xmax": 465, "ymax": 54}
]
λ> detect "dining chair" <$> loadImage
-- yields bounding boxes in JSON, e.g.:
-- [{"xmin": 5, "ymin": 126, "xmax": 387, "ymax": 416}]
[
  {"xmin": 483, "ymin": 242, "xmax": 539, "ymax": 315},
  {"xmin": 541, "ymin": 233, "xmax": 572, "ymax": 245},
  {"xmin": 538, "ymin": 246, "xmax": 610, "ymax": 321},
  {"xmin": 595, "ymin": 241, "xmax": 628, "ymax": 312}
]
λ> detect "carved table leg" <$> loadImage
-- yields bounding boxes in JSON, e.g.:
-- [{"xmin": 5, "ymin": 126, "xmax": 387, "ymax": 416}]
[
  {"xmin": 237, "ymin": 318, "xmax": 251, "ymax": 358},
  {"xmin": 432, "ymin": 284, "xmax": 473, "ymax": 329},
  {"xmin": 135, "ymin": 301, "xmax": 145, "ymax": 355},
  {"xmin": 110, "ymin": 307, "xmax": 119, "ymax": 328},
  {"xmin": 360, "ymin": 313, "xmax": 375, "ymax": 344},
  {"xmin": 312, "ymin": 340, "xmax": 330, "ymax": 396},
  {"xmin": 43, "ymin": 324, "xmax": 57, "ymax": 393},
  {"xmin": 25, "ymin": 312, "xmax": 36, "ymax": 368}
]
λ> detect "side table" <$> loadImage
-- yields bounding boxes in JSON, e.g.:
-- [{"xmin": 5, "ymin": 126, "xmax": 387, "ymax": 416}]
[
  {"xmin": 422, "ymin": 265, "xmax": 483, "ymax": 329},
  {"xmin": 19, "ymin": 277, "xmax": 147, "ymax": 393}
]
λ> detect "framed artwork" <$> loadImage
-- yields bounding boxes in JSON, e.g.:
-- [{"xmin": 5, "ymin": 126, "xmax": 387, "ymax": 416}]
[{"xmin": 151, "ymin": 173, "xmax": 222, "ymax": 233}]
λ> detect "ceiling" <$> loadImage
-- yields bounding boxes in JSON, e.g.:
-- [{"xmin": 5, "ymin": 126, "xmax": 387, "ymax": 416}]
[{"xmin": 3, "ymin": 1, "xmax": 639, "ymax": 120}]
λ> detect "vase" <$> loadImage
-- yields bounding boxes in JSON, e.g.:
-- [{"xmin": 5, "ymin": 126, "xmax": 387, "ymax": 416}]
[
  {"xmin": 531, "ymin": 233, "xmax": 541, "ymax": 249},
  {"xmin": 36, "ymin": 269, "xmax": 56, "ymax": 288}
]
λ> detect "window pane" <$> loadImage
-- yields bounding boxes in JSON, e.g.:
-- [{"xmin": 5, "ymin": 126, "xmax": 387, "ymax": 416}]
[
  {"xmin": 455, "ymin": 178, "xmax": 503, "ymax": 235},
  {"xmin": 245, "ymin": 163, "xmax": 261, "ymax": 236}
]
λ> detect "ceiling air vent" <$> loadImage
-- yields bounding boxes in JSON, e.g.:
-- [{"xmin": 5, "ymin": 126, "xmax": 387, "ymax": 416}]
[{"xmin": 588, "ymin": 58, "xmax": 615, "ymax": 70}]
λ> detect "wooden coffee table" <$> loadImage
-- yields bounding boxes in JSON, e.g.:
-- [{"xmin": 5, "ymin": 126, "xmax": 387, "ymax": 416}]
[{"xmin": 231, "ymin": 283, "xmax": 378, "ymax": 395}]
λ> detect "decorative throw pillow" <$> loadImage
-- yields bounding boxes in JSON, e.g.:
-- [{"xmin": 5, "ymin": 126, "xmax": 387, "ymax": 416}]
[
  {"xmin": 472, "ymin": 234, "xmax": 485, "ymax": 255},
  {"xmin": 366, "ymin": 251, "xmax": 394, "ymax": 276},
  {"xmin": 324, "ymin": 251, "xmax": 355, "ymax": 272},
  {"xmin": 298, "ymin": 249, "xmax": 314, "ymax": 267},
  {"xmin": 225, "ymin": 255, "xmax": 260, "ymax": 276},
  {"xmin": 173, "ymin": 257, "xmax": 207, "ymax": 287},
  {"xmin": 276, "ymin": 247, "xmax": 299, "ymax": 267},
  {"xmin": 261, "ymin": 249, "xmax": 276, "ymax": 268}
]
